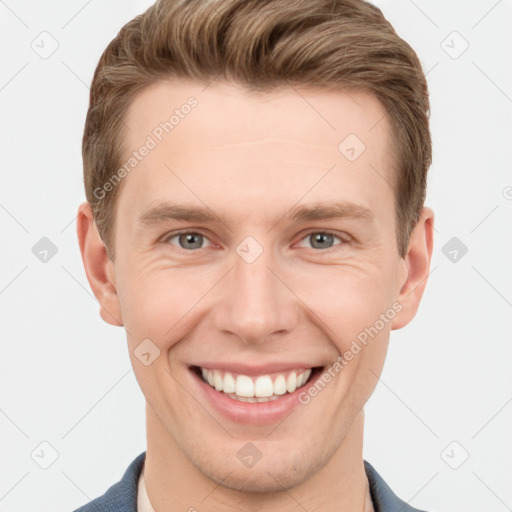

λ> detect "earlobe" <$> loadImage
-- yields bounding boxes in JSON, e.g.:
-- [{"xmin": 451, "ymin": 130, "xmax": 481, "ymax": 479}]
[
  {"xmin": 391, "ymin": 207, "xmax": 435, "ymax": 330},
  {"xmin": 76, "ymin": 202, "xmax": 123, "ymax": 327}
]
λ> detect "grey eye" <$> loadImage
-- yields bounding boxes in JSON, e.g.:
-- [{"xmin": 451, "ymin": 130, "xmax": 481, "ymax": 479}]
[
  {"xmin": 168, "ymin": 232, "xmax": 208, "ymax": 250},
  {"xmin": 308, "ymin": 232, "xmax": 335, "ymax": 249}
]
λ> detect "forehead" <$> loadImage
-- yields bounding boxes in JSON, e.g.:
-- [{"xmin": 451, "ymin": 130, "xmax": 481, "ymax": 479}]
[
  {"xmin": 117, "ymin": 79, "xmax": 396, "ymax": 227},
  {"xmin": 123, "ymin": 79, "xmax": 391, "ymax": 151}
]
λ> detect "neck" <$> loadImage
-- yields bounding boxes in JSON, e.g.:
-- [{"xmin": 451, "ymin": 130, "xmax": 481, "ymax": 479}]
[{"xmin": 144, "ymin": 405, "xmax": 368, "ymax": 512}]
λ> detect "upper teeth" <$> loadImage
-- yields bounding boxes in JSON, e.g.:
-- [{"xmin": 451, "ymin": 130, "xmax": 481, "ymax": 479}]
[{"xmin": 200, "ymin": 368, "xmax": 312, "ymax": 398}]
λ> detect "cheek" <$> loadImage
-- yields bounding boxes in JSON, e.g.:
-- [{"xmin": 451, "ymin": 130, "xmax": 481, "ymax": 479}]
[
  {"xmin": 118, "ymin": 263, "xmax": 215, "ymax": 349},
  {"xmin": 287, "ymin": 262, "xmax": 398, "ymax": 347}
]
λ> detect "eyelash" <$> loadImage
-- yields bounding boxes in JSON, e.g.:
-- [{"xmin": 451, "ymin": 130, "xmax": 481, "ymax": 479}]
[{"xmin": 161, "ymin": 228, "xmax": 349, "ymax": 252}]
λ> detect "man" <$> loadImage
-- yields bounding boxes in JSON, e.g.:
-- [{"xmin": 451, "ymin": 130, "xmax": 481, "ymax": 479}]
[{"xmin": 75, "ymin": 0, "xmax": 435, "ymax": 510}]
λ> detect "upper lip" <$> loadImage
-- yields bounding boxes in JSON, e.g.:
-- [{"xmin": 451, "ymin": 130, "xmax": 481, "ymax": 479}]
[{"xmin": 192, "ymin": 362, "xmax": 322, "ymax": 376}]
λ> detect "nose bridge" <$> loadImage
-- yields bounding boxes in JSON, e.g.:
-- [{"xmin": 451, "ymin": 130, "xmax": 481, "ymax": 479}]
[{"xmin": 213, "ymin": 243, "xmax": 298, "ymax": 344}]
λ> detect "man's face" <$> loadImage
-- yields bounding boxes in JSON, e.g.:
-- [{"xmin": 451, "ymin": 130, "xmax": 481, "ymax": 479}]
[{"xmin": 99, "ymin": 80, "xmax": 416, "ymax": 491}]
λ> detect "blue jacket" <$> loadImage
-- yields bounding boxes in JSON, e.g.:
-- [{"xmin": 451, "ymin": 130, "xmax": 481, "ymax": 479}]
[{"xmin": 73, "ymin": 451, "xmax": 429, "ymax": 511}]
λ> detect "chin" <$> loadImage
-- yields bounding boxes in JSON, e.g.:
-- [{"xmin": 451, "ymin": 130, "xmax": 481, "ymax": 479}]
[
  {"xmin": 193, "ymin": 449, "xmax": 322, "ymax": 494},
  {"xmin": 211, "ymin": 466, "xmax": 308, "ymax": 493}
]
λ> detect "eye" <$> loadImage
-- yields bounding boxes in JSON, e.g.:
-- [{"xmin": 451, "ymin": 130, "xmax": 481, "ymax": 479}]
[
  {"xmin": 165, "ymin": 230, "xmax": 213, "ymax": 250},
  {"xmin": 297, "ymin": 231, "xmax": 345, "ymax": 250}
]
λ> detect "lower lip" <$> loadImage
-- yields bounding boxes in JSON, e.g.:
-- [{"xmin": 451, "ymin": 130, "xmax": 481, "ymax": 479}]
[{"xmin": 190, "ymin": 367, "xmax": 320, "ymax": 425}]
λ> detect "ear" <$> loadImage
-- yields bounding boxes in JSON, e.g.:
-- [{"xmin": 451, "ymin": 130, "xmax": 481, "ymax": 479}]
[
  {"xmin": 76, "ymin": 201, "xmax": 123, "ymax": 327},
  {"xmin": 391, "ymin": 206, "xmax": 434, "ymax": 330}
]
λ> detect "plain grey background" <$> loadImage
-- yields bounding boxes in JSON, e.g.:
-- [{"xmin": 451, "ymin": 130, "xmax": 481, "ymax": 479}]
[{"xmin": 1, "ymin": 1, "xmax": 511, "ymax": 511}]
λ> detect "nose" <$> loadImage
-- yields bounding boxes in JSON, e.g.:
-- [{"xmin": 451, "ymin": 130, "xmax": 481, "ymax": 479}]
[{"xmin": 212, "ymin": 246, "xmax": 300, "ymax": 346}]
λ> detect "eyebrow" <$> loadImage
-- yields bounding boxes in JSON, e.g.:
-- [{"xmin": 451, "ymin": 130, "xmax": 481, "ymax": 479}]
[
  {"xmin": 137, "ymin": 204, "xmax": 224, "ymax": 228},
  {"xmin": 289, "ymin": 202, "xmax": 373, "ymax": 222},
  {"xmin": 136, "ymin": 201, "xmax": 374, "ymax": 230}
]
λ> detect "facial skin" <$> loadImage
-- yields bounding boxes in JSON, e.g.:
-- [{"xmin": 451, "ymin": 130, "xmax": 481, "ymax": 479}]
[{"xmin": 77, "ymin": 79, "xmax": 434, "ymax": 511}]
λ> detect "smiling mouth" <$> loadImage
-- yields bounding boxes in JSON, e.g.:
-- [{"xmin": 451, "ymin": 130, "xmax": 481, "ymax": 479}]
[{"xmin": 191, "ymin": 366, "xmax": 321, "ymax": 403}]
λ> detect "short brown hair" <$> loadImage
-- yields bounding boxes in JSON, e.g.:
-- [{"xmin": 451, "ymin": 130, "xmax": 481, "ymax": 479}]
[{"xmin": 83, "ymin": 0, "xmax": 431, "ymax": 260}]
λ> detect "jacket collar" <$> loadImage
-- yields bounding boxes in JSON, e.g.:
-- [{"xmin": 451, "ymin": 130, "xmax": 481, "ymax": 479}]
[
  {"xmin": 364, "ymin": 460, "xmax": 427, "ymax": 512},
  {"xmin": 74, "ymin": 451, "xmax": 427, "ymax": 512}
]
